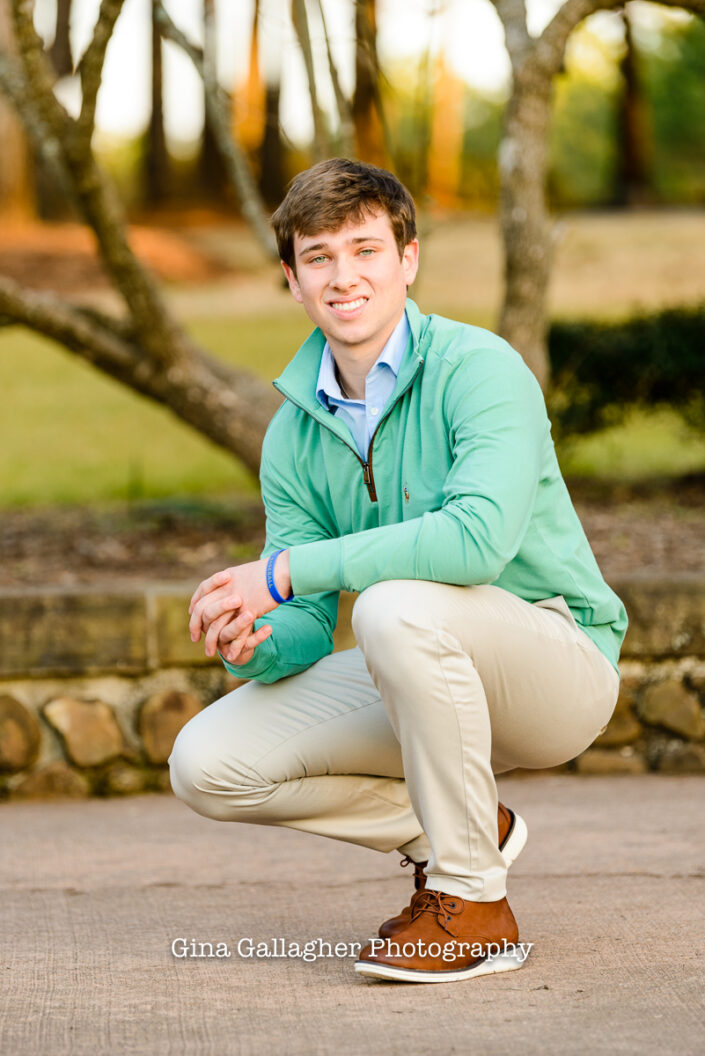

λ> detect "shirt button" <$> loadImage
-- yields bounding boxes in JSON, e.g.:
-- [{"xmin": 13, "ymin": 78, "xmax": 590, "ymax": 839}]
[{"xmin": 370, "ymin": 407, "xmax": 379, "ymax": 416}]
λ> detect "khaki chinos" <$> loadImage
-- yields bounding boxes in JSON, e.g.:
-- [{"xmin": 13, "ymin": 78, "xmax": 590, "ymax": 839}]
[{"xmin": 169, "ymin": 580, "xmax": 619, "ymax": 901}]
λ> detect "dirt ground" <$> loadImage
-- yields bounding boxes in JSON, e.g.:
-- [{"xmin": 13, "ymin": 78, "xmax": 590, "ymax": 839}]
[{"xmin": 2, "ymin": 476, "xmax": 705, "ymax": 590}]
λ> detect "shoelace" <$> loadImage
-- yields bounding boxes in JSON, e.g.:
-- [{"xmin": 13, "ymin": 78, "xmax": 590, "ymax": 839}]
[
  {"xmin": 400, "ymin": 855, "xmax": 428, "ymax": 891},
  {"xmin": 410, "ymin": 889, "xmax": 465, "ymax": 934}
]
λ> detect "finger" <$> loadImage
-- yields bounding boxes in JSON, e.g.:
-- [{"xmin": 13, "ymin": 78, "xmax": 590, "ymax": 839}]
[
  {"xmin": 217, "ymin": 610, "xmax": 256, "ymax": 645},
  {"xmin": 244, "ymin": 624, "xmax": 273, "ymax": 651},
  {"xmin": 188, "ymin": 568, "xmax": 230, "ymax": 613},
  {"xmin": 202, "ymin": 594, "xmax": 243, "ymax": 629},
  {"xmin": 189, "ymin": 590, "xmax": 241, "ymax": 642},
  {"xmin": 188, "ymin": 569, "xmax": 231, "ymax": 615},
  {"xmin": 223, "ymin": 625, "xmax": 271, "ymax": 666},
  {"xmin": 204, "ymin": 610, "xmax": 239, "ymax": 658}
]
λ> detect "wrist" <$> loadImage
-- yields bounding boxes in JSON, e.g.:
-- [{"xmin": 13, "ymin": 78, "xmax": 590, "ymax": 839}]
[
  {"xmin": 274, "ymin": 549, "xmax": 292, "ymax": 601},
  {"xmin": 265, "ymin": 549, "xmax": 293, "ymax": 605}
]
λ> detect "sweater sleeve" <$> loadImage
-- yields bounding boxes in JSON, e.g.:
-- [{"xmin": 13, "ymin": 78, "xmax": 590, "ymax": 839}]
[
  {"xmin": 221, "ymin": 424, "xmax": 340, "ymax": 684},
  {"xmin": 288, "ymin": 347, "xmax": 548, "ymax": 596}
]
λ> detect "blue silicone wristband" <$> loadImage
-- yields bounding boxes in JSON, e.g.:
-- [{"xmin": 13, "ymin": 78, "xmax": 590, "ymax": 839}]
[{"xmin": 266, "ymin": 549, "xmax": 294, "ymax": 605}]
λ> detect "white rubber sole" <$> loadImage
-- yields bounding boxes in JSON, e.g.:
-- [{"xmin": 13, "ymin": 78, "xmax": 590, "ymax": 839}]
[
  {"xmin": 501, "ymin": 810, "xmax": 528, "ymax": 868},
  {"xmin": 354, "ymin": 950, "xmax": 528, "ymax": 984}
]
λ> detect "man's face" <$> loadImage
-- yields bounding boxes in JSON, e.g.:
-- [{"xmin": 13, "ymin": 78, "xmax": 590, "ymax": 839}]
[{"xmin": 281, "ymin": 210, "xmax": 419, "ymax": 360}]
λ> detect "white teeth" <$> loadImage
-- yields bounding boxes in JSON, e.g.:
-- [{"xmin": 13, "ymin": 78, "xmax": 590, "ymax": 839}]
[{"xmin": 331, "ymin": 298, "xmax": 366, "ymax": 312}]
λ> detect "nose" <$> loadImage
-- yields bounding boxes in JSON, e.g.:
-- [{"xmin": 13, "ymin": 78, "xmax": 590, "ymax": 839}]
[{"xmin": 330, "ymin": 254, "xmax": 359, "ymax": 291}]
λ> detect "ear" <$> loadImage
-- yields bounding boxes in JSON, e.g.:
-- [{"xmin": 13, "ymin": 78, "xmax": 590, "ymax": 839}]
[
  {"xmin": 402, "ymin": 239, "xmax": 420, "ymax": 288},
  {"xmin": 281, "ymin": 261, "xmax": 303, "ymax": 303}
]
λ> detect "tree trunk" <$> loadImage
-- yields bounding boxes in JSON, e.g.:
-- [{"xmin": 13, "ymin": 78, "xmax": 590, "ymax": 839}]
[
  {"xmin": 497, "ymin": 71, "xmax": 553, "ymax": 390},
  {"xmin": 0, "ymin": 1, "xmax": 32, "ymax": 217},
  {"xmin": 144, "ymin": 0, "xmax": 169, "ymax": 205},
  {"xmin": 614, "ymin": 7, "xmax": 649, "ymax": 206},
  {"xmin": 259, "ymin": 81, "xmax": 285, "ymax": 205},
  {"xmin": 493, "ymin": 0, "xmax": 705, "ymax": 391},
  {"xmin": 198, "ymin": 0, "xmax": 228, "ymax": 201},
  {"xmin": 353, "ymin": 0, "xmax": 385, "ymax": 165},
  {"xmin": 291, "ymin": 0, "xmax": 328, "ymax": 161}
]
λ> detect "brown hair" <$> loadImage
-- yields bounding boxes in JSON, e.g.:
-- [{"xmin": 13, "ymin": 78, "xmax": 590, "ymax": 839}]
[{"xmin": 271, "ymin": 158, "xmax": 417, "ymax": 271}]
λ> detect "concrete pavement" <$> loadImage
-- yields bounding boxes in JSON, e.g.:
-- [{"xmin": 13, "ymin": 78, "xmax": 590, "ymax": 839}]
[{"xmin": 1, "ymin": 774, "xmax": 704, "ymax": 1056}]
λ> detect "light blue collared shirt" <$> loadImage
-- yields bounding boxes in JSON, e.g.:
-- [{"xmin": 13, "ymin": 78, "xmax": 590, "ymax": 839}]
[{"xmin": 315, "ymin": 312, "xmax": 410, "ymax": 460}]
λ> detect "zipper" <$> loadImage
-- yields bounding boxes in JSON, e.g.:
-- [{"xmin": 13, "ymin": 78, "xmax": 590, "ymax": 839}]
[
  {"xmin": 359, "ymin": 360, "xmax": 423, "ymax": 502},
  {"xmin": 361, "ymin": 460, "xmax": 377, "ymax": 502},
  {"xmin": 274, "ymin": 355, "xmax": 425, "ymax": 505}
]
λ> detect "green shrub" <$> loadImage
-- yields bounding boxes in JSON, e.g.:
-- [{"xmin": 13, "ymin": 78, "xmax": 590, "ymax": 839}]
[{"xmin": 548, "ymin": 304, "xmax": 705, "ymax": 436}]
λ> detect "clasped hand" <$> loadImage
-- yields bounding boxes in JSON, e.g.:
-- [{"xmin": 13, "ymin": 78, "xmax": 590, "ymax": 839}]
[{"xmin": 188, "ymin": 552, "xmax": 291, "ymax": 666}]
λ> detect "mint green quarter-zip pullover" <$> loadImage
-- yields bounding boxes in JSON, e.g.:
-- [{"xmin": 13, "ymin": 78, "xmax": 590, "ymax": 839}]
[{"xmin": 223, "ymin": 299, "xmax": 627, "ymax": 684}]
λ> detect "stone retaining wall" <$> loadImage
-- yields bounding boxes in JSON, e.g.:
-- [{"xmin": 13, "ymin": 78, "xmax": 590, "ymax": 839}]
[{"xmin": 1, "ymin": 577, "xmax": 704, "ymax": 799}]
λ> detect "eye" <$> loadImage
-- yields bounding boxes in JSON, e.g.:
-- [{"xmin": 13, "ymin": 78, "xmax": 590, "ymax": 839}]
[
  {"xmin": 308, "ymin": 255, "xmax": 328, "ymax": 265},
  {"xmin": 358, "ymin": 247, "xmax": 375, "ymax": 256}
]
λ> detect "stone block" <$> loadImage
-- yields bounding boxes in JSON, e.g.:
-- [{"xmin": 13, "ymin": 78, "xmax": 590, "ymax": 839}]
[
  {"xmin": 139, "ymin": 690, "xmax": 203, "ymax": 765},
  {"xmin": 657, "ymin": 742, "xmax": 705, "ymax": 774},
  {"xmin": 12, "ymin": 762, "xmax": 90, "ymax": 799},
  {"xmin": 575, "ymin": 748, "xmax": 647, "ymax": 775},
  {"xmin": 0, "ymin": 694, "xmax": 41, "ymax": 772},
  {"xmin": 688, "ymin": 673, "xmax": 705, "ymax": 695},
  {"xmin": 593, "ymin": 687, "xmax": 642, "ymax": 748},
  {"xmin": 154, "ymin": 770, "xmax": 174, "ymax": 793},
  {"xmin": 44, "ymin": 697, "xmax": 128, "ymax": 767},
  {"xmin": 637, "ymin": 680, "xmax": 705, "ymax": 740},
  {"xmin": 614, "ymin": 575, "xmax": 705, "ymax": 658},
  {"xmin": 0, "ymin": 588, "xmax": 148, "ymax": 676},
  {"xmin": 153, "ymin": 589, "xmax": 219, "ymax": 667},
  {"xmin": 101, "ymin": 762, "xmax": 151, "ymax": 796}
]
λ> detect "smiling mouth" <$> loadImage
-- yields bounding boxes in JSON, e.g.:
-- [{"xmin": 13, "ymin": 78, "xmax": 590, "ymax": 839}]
[{"xmin": 329, "ymin": 297, "xmax": 368, "ymax": 313}]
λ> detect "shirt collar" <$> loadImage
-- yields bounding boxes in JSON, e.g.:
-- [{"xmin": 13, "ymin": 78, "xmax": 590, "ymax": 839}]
[{"xmin": 316, "ymin": 310, "xmax": 410, "ymax": 408}]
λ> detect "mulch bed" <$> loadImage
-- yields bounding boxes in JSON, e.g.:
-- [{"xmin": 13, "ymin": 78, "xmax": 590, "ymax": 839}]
[{"xmin": 0, "ymin": 222, "xmax": 230, "ymax": 294}]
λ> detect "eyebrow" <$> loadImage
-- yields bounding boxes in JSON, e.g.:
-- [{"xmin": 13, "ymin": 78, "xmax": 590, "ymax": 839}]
[{"xmin": 298, "ymin": 236, "xmax": 386, "ymax": 255}]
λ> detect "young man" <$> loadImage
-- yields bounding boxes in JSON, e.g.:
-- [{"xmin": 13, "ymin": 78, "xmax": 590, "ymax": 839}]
[{"xmin": 170, "ymin": 158, "xmax": 626, "ymax": 984}]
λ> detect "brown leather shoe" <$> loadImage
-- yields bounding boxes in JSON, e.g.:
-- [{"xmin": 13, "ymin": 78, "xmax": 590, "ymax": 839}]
[
  {"xmin": 378, "ymin": 802, "xmax": 527, "ymax": 939},
  {"xmin": 356, "ymin": 890, "xmax": 529, "ymax": 983}
]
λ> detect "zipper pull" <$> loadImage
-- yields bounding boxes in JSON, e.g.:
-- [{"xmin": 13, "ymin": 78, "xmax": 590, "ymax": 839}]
[{"xmin": 363, "ymin": 463, "xmax": 371, "ymax": 485}]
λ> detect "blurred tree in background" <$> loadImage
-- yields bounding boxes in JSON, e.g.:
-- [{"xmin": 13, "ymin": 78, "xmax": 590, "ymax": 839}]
[
  {"xmin": 4, "ymin": 2, "xmax": 704, "ymax": 217},
  {"xmin": 643, "ymin": 14, "xmax": 705, "ymax": 201}
]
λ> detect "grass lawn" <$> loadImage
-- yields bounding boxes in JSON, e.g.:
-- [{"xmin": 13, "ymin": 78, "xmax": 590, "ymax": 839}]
[
  {"xmin": 557, "ymin": 408, "xmax": 705, "ymax": 482},
  {"xmin": 3, "ymin": 313, "xmax": 705, "ymax": 508},
  {"xmin": 0, "ymin": 313, "xmax": 311, "ymax": 507}
]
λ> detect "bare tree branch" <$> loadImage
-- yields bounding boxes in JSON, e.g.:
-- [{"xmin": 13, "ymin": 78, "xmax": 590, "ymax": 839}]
[
  {"xmin": 491, "ymin": 0, "xmax": 531, "ymax": 68},
  {"xmin": 538, "ymin": 0, "xmax": 705, "ymax": 76},
  {"xmin": 76, "ymin": 0, "xmax": 126, "ymax": 146},
  {"xmin": 9, "ymin": 1, "xmax": 186, "ymax": 362},
  {"xmin": 0, "ymin": 3, "xmax": 281, "ymax": 476},
  {"xmin": 11, "ymin": 0, "xmax": 70, "ymax": 136},
  {"xmin": 0, "ymin": 48, "xmax": 75, "ymax": 201},
  {"xmin": 0, "ymin": 274, "xmax": 141, "ymax": 373},
  {"xmin": 47, "ymin": 0, "xmax": 73, "ymax": 77},
  {"xmin": 154, "ymin": 3, "xmax": 278, "ymax": 260},
  {"xmin": 0, "ymin": 274, "xmax": 279, "ymax": 474}
]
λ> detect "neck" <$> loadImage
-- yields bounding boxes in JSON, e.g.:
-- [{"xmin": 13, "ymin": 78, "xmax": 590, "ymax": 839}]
[
  {"xmin": 329, "ymin": 308, "xmax": 404, "ymax": 402},
  {"xmin": 334, "ymin": 359, "xmax": 367, "ymax": 401}
]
